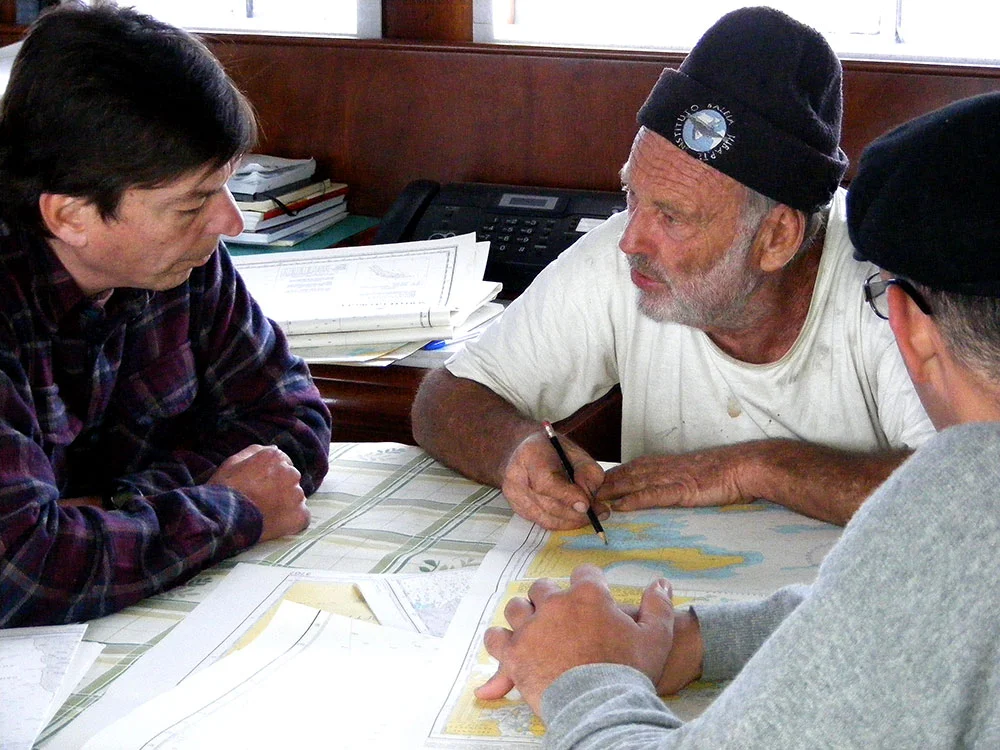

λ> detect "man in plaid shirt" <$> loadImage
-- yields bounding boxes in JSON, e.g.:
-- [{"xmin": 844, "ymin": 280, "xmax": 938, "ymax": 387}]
[{"xmin": 0, "ymin": 3, "xmax": 333, "ymax": 627}]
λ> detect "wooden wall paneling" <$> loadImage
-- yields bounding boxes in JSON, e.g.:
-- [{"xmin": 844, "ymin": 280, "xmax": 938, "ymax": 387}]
[
  {"xmin": 209, "ymin": 39, "xmax": 670, "ymax": 217},
  {"xmin": 0, "ymin": 0, "xmax": 15, "ymax": 26},
  {"xmin": 382, "ymin": 0, "xmax": 473, "ymax": 42},
  {"xmin": 841, "ymin": 64, "xmax": 1000, "ymax": 180},
  {"xmin": 208, "ymin": 37, "xmax": 1000, "ymax": 218}
]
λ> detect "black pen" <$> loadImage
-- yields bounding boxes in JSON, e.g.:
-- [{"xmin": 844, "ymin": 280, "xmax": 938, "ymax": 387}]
[{"xmin": 542, "ymin": 421, "xmax": 607, "ymax": 545}]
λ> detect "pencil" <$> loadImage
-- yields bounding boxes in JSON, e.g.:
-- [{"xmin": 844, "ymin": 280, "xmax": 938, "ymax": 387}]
[{"xmin": 542, "ymin": 421, "xmax": 608, "ymax": 545}]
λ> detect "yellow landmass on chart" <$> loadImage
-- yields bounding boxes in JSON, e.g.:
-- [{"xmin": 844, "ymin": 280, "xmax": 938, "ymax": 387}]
[
  {"xmin": 232, "ymin": 581, "xmax": 376, "ymax": 651},
  {"xmin": 526, "ymin": 522, "xmax": 753, "ymax": 579}
]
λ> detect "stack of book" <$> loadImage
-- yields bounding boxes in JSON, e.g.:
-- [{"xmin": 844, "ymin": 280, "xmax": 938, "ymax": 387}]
[
  {"xmin": 232, "ymin": 233, "xmax": 504, "ymax": 365},
  {"xmin": 224, "ymin": 154, "xmax": 368, "ymax": 250}
]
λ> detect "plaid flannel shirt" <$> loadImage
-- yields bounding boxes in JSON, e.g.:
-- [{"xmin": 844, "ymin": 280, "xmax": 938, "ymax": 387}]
[{"xmin": 0, "ymin": 227, "xmax": 332, "ymax": 627}]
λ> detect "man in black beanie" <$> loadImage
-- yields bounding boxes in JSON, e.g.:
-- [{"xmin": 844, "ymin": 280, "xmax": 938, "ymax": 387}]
[
  {"xmin": 413, "ymin": 7, "xmax": 933, "ymax": 528},
  {"xmin": 473, "ymin": 92, "xmax": 1000, "ymax": 748}
]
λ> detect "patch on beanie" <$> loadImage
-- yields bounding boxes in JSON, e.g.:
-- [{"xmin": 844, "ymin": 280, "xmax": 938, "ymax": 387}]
[{"xmin": 674, "ymin": 105, "xmax": 736, "ymax": 159}]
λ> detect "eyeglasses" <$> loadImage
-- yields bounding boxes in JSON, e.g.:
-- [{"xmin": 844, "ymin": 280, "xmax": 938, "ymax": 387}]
[{"xmin": 863, "ymin": 272, "xmax": 933, "ymax": 320}]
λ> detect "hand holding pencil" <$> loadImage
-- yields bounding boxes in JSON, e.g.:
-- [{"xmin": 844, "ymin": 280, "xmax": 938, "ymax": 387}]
[
  {"xmin": 497, "ymin": 422, "xmax": 606, "ymax": 531},
  {"xmin": 542, "ymin": 421, "xmax": 608, "ymax": 545}
]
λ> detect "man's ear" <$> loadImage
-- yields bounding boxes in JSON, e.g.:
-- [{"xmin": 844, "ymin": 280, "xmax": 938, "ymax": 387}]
[
  {"xmin": 38, "ymin": 193, "xmax": 96, "ymax": 248},
  {"xmin": 887, "ymin": 284, "xmax": 942, "ymax": 386},
  {"xmin": 755, "ymin": 204, "xmax": 806, "ymax": 273}
]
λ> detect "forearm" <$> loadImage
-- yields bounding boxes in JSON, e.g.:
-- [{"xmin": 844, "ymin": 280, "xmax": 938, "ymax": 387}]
[
  {"xmin": 696, "ymin": 584, "xmax": 809, "ymax": 682},
  {"xmin": 738, "ymin": 439, "xmax": 911, "ymax": 525},
  {"xmin": 543, "ymin": 665, "xmax": 683, "ymax": 750},
  {"xmin": 654, "ymin": 609, "xmax": 703, "ymax": 694},
  {"xmin": 411, "ymin": 368, "xmax": 539, "ymax": 487},
  {"xmin": 1, "ymin": 483, "xmax": 261, "ymax": 627}
]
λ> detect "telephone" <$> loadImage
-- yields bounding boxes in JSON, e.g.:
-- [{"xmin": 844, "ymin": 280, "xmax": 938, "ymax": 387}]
[{"xmin": 375, "ymin": 180, "xmax": 626, "ymax": 297}]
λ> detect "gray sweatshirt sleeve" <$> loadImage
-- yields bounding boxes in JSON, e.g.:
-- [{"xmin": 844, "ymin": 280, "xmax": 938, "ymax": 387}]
[
  {"xmin": 538, "ymin": 424, "xmax": 1000, "ymax": 749},
  {"xmin": 696, "ymin": 584, "xmax": 809, "ymax": 681}
]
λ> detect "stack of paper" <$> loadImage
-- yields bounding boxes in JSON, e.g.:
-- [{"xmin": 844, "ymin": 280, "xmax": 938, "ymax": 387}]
[
  {"xmin": 81, "ymin": 601, "xmax": 447, "ymax": 750},
  {"xmin": 227, "ymin": 154, "xmax": 317, "ymax": 196},
  {"xmin": 225, "ymin": 155, "xmax": 352, "ymax": 247},
  {"xmin": 232, "ymin": 233, "xmax": 503, "ymax": 364}
]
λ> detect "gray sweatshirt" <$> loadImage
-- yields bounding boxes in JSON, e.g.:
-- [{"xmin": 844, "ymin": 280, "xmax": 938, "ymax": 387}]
[{"xmin": 542, "ymin": 422, "xmax": 1000, "ymax": 749}]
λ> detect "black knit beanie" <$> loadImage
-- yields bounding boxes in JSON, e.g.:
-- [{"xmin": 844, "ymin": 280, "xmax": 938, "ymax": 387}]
[
  {"xmin": 848, "ymin": 92, "xmax": 1000, "ymax": 296},
  {"xmin": 637, "ymin": 6, "xmax": 848, "ymax": 213}
]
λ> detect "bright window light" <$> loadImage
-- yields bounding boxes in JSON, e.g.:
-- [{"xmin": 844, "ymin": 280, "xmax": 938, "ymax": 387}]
[
  {"xmin": 125, "ymin": 0, "xmax": 381, "ymax": 38},
  {"xmin": 480, "ymin": 0, "xmax": 1000, "ymax": 65}
]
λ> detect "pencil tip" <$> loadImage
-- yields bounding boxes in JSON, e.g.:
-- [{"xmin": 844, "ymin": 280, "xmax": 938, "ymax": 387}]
[{"xmin": 599, "ymin": 531, "xmax": 608, "ymax": 545}]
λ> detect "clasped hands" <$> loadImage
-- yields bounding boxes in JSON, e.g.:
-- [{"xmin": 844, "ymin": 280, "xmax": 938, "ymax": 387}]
[
  {"xmin": 475, "ymin": 564, "xmax": 694, "ymax": 716},
  {"xmin": 501, "ymin": 430, "xmax": 751, "ymax": 531}
]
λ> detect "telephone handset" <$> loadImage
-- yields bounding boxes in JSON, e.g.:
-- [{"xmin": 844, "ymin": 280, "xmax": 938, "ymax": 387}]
[
  {"xmin": 376, "ymin": 180, "xmax": 625, "ymax": 297},
  {"xmin": 373, "ymin": 179, "xmax": 441, "ymax": 246}
]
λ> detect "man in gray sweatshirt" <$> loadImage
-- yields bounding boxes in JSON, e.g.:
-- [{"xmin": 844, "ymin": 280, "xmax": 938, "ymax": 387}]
[{"xmin": 475, "ymin": 92, "xmax": 1000, "ymax": 748}]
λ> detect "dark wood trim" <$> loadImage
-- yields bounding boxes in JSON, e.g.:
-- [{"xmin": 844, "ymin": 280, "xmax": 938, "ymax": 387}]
[
  {"xmin": 0, "ymin": 1, "xmax": 15, "ymax": 27},
  {"xmin": 381, "ymin": 0, "xmax": 472, "ymax": 42},
  {"xmin": 311, "ymin": 362, "xmax": 623, "ymax": 461}
]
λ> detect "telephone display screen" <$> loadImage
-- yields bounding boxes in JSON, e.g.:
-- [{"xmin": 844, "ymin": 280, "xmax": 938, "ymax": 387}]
[{"xmin": 498, "ymin": 193, "xmax": 560, "ymax": 211}]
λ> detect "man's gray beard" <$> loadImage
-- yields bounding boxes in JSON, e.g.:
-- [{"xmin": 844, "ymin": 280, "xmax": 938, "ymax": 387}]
[{"xmin": 629, "ymin": 234, "xmax": 761, "ymax": 329}]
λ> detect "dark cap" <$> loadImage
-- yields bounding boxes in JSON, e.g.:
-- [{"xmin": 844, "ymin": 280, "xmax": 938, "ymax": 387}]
[
  {"xmin": 848, "ymin": 92, "xmax": 1000, "ymax": 297},
  {"xmin": 637, "ymin": 6, "xmax": 847, "ymax": 213}
]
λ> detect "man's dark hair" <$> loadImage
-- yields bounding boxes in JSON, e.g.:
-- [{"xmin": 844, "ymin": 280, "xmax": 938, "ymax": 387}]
[{"xmin": 0, "ymin": 1, "xmax": 257, "ymax": 236}]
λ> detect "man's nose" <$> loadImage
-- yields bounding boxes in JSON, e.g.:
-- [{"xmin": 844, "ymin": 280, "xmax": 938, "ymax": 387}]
[
  {"xmin": 619, "ymin": 205, "xmax": 654, "ymax": 258},
  {"xmin": 212, "ymin": 188, "xmax": 245, "ymax": 237}
]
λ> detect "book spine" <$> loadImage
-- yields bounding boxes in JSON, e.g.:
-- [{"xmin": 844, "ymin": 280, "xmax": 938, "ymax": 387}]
[
  {"xmin": 241, "ymin": 195, "xmax": 346, "ymax": 230},
  {"xmin": 242, "ymin": 185, "xmax": 348, "ymax": 223}
]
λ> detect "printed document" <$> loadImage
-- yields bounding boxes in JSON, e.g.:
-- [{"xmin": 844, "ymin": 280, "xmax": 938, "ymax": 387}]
[
  {"xmin": 0, "ymin": 624, "xmax": 97, "ymax": 750},
  {"xmin": 232, "ymin": 233, "xmax": 500, "ymax": 336}
]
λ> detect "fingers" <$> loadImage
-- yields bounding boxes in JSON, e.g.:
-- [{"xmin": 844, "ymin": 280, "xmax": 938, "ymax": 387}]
[
  {"xmin": 596, "ymin": 450, "xmax": 750, "ymax": 511},
  {"xmin": 503, "ymin": 596, "xmax": 535, "ymax": 627},
  {"xmin": 502, "ymin": 478, "xmax": 594, "ymax": 530},
  {"xmin": 503, "ymin": 432, "xmax": 607, "ymax": 529},
  {"xmin": 569, "ymin": 563, "xmax": 608, "ymax": 587},
  {"xmin": 246, "ymin": 446, "xmax": 302, "ymax": 483},
  {"xmin": 609, "ymin": 487, "xmax": 684, "ymax": 512},
  {"xmin": 597, "ymin": 461, "xmax": 693, "ymax": 511},
  {"xmin": 563, "ymin": 565, "xmax": 618, "ymax": 609},
  {"xmin": 247, "ymin": 444, "xmax": 295, "ymax": 467},
  {"xmin": 475, "ymin": 668, "xmax": 517, "ymax": 701},
  {"xmin": 216, "ymin": 443, "xmax": 266, "ymax": 470},
  {"xmin": 525, "ymin": 577, "xmax": 560, "ymax": 606},
  {"xmin": 572, "ymin": 459, "xmax": 606, "ymax": 500},
  {"xmin": 219, "ymin": 444, "xmax": 296, "ymax": 474},
  {"xmin": 637, "ymin": 578, "xmax": 675, "ymax": 633},
  {"xmin": 477, "ymin": 626, "xmax": 516, "ymax": 700},
  {"xmin": 503, "ymin": 577, "xmax": 561, "ymax": 627}
]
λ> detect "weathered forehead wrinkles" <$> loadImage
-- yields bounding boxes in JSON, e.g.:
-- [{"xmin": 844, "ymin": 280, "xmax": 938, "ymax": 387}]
[{"xmin": 623, "ymin": 127, "xmax": 745, "ymax": 227}]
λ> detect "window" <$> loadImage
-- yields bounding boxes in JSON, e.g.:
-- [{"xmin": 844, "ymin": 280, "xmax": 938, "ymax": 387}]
[
  {"xmin": 478, "ymin": 0, "xmax": 1000, "ymax": 65},
  {"xmin": 124, "ymin": 0, "xmax": 381, "ymax": 38}
]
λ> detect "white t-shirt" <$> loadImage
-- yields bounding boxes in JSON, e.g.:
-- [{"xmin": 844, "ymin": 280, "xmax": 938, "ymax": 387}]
[{"xmin": 447, "ymin": 189, "xmax": 934, "ymax": 460}]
